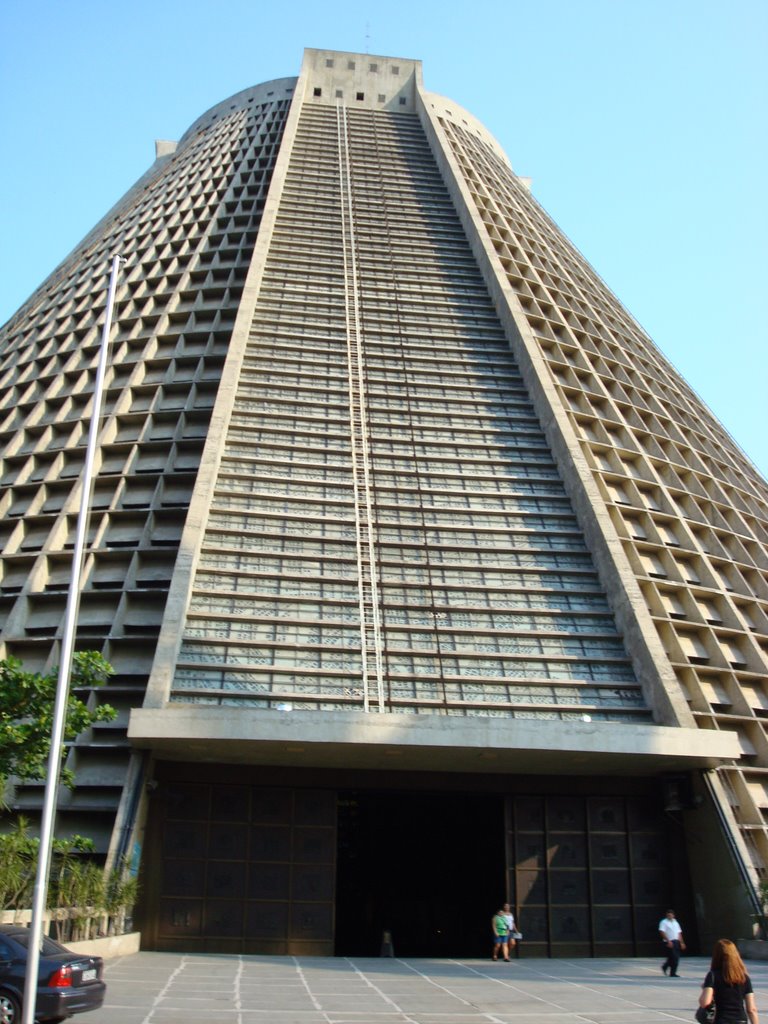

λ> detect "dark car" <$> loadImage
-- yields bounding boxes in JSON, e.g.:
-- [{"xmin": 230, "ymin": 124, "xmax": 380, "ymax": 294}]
[{"xmin": 0, "ymin": 925, "xmax": 106, "ymax": 1023}]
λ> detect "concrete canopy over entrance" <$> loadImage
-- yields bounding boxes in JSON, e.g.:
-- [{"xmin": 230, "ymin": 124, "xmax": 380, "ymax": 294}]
[{"xmin": 129, "ymin": 705, "xmax": 739, "ymax": 776}]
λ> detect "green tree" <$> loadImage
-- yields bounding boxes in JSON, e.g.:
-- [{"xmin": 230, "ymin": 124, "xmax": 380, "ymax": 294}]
[
  {"xmin": 0, "ymin": 652, "xmax": 116, "ymax": 788},
  {"xmin": 0, "ymin": 816, "xmax": 38, "ymax": 909},
  {"xmin": 0, "ymin": 820, "xmax": 142, "ymax": 940},
  {"xmin": 0, "ymin": 818, "xmax": 95, "ymax": 913}
]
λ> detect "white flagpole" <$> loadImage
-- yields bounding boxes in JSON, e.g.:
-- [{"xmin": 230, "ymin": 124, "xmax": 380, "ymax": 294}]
[{"xmin": 22, "ymin": 254, "xmax": 124, "ymax": 1024}]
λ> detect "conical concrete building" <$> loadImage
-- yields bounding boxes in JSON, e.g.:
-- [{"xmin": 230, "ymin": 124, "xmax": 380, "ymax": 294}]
[{"xmin": 1, "ymin": 49, "xmax": 766, "ymax": 957}]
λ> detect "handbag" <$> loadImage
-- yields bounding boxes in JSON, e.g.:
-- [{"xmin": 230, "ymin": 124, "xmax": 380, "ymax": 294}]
[
  {"xmin": 511, "ymin": 931, "xmax": 523, "ymax": 940},
  {"xmin": 694, "ymin": 1004, "xmax": 715, "ymax": 1024}
]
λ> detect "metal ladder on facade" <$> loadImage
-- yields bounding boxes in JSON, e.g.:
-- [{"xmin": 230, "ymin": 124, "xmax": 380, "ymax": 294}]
[{"xmin": 336, "ymin": 102, "xmax": 385, "ymax": 713}]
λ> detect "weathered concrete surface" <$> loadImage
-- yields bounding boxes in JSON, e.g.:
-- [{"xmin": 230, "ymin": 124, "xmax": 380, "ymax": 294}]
[
  {"xmin": 66, "ymin": 931, "xmax": 141, "ymax": 959},
  {"xmin": 129, "ymin": 704, "xmax": 739, "ymax": 776}
]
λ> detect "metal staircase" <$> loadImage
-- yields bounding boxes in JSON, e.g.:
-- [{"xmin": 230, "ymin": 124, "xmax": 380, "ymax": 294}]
[{"xmin": 336, "ymin": 102, "xmax": 385, "ymax": 712}]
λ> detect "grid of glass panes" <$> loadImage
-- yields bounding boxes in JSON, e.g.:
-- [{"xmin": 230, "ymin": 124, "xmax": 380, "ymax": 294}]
[{"xmin": 172, "ymin": 103, "xmax": 648, "ymax": 721}]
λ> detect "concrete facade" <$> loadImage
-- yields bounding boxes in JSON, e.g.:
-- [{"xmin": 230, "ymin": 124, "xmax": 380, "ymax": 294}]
[{"xmin": 1, "ymin": 48, "xmax": 767, "ymax": 956}]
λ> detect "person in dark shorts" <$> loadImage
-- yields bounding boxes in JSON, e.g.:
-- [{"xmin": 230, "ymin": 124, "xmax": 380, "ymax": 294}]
[{"xmin": 699, "ymin": 939, "xmax": 759, "ymax": 1024}]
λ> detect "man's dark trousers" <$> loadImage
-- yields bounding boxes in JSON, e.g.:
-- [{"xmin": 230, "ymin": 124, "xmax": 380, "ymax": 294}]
[{"xmin": 663, "ymin": 940, "xmax": 681, "ymax": 976}]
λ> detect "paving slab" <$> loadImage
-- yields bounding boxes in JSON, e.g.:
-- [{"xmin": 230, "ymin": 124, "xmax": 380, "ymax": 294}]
[{"xmin": 73, "ymin": 953, "xmax": 767, "ymax": 1024}]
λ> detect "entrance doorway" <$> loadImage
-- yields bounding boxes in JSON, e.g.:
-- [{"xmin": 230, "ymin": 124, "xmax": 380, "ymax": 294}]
[
  {"xmin": 139, "ymin": 766, "xmax": 698, "ymax": 957},
  {"xmin": 335, "ymin": 790, "xmax": 505, "ymax": 957}
]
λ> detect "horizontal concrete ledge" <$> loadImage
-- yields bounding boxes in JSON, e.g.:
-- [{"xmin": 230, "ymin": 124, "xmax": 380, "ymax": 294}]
[
  {"xmin": 65, "ymin": 932, "xmax": 141, "ymax": 959},
  {"xmin": 738, "ymin": 939, "xmax": 768, "ymax": 961},
  {"xmin": 129, "ymin": 706, "xmax": 740, "ymax": 776}
]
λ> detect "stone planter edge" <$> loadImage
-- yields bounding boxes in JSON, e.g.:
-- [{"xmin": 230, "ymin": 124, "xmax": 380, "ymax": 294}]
[{"xmin": 737, "ymin": 939, "xmax": 768, "ymax": 961}]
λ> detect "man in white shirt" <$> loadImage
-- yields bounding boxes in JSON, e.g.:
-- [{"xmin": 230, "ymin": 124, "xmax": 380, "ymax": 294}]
[{"xmin": 659, "ymin": 909, "xmax": 685, "ymax": 977}]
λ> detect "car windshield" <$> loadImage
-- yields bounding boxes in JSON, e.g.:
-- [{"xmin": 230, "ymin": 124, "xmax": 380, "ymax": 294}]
[{"xmin": 7, "ymin": 932, "xmax": 69, "ymax": 956}]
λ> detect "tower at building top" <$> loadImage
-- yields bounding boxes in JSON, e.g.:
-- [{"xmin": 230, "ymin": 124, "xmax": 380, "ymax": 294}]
[
  {"xmin": 300, "ymin": 48, "xmax": 511, "ymax": 165},
  {"xmin": 177, "ymin": 48, "xmax": 511, "ymax": 169},
  {"xmin": 301, "ymin": 47, "xmax": 421, "ymax": 113}
]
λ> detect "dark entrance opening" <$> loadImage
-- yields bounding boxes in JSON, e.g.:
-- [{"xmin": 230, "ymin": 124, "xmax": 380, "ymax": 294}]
[{"xmin": 335, "ymin": 789, "xmax": 504, "ymax": 957}]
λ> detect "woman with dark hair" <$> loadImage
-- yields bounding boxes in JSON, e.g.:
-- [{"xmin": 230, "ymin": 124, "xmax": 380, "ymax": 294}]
[{"xmin": 699, "ymin": 939, "xmax": 759, "ymax": 1024}]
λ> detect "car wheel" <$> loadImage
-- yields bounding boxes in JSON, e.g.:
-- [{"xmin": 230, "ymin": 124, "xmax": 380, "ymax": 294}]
[{"xmin": 0, "ymin": 990, "xmax": 21, "ymax": 1024}]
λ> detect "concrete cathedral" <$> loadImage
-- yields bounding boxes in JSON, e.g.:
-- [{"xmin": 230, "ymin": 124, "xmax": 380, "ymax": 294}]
[{"xmin": 1, "ymin": 49, "xmax": 766, "ymax": 957}]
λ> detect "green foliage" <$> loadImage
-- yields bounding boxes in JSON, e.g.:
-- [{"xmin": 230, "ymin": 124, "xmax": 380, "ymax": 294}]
[
  {"xmin": 0, "ymin": 652, "xmax": 116, "ymax": 788},
  {"xmin": 104, "ymin": 862, "xmax": 140, "ymax": 917},
  {"xmin": 0, "ymin": 818, "xmax": 138, "ymax": 939},
  {"xmin": 0, "ymin": 816, "xmax": 38, "ymax": 909},
  {"xmin": 0, "ymin": 655, "xmax": 129, "ymax": 937},
  {"xmin": 0, "ymin": 817, "xmax": 94, "ymax": 910}
]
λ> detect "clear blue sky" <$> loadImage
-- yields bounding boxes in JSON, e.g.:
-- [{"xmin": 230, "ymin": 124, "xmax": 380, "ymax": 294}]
[{"xmin": 2, "ymin": 0, "xmax": 766, "ymax": 477}]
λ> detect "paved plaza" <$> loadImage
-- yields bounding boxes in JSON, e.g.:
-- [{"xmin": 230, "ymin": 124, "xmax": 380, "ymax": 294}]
[{"xmin": 80, "ymin": 952, "xmax": 767, "ymax": 1024}]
